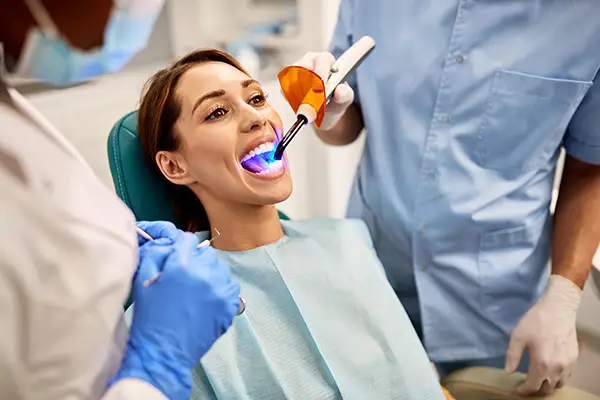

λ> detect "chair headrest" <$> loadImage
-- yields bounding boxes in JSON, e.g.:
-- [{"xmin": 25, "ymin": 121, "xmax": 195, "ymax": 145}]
[{"xmin": 107, "ymin": 110, "xmax": 182, "ymax": 227}]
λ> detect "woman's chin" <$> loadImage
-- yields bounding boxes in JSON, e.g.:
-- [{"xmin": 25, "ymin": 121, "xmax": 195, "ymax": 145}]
[{"xmin": 242, "ymin": 169, "xmax": 293, "ymax": 204}]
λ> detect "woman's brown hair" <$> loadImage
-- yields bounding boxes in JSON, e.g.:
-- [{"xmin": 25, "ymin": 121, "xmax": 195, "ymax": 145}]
[{"xmin": 138, "ymin": 49, "xmax": 249, "ymax": 232}]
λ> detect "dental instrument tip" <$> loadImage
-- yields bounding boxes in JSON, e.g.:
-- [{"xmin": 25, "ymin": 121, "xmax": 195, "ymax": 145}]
[
  {"xmin": 136, "ymin": 226, "xmax": 154, "ymax": 241},
  {"xmin": 274, "ymin": 114, "xmax": 308, "ymax": 160}
]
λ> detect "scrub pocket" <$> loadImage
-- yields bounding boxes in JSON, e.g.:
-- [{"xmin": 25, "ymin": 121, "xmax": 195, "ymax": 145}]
[
  {"xmin": 474, "ymin": 70, "xmax": 591, "ymax": 172},
  {"xmin": 478, "ymin": 212, "xmax": 550, "ymax": 324}
]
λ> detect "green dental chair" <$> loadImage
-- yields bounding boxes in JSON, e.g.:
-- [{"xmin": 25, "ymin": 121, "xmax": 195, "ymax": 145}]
[{"xmin": 106, "ymin": 110, "xmax": 599, "ymax": 400}]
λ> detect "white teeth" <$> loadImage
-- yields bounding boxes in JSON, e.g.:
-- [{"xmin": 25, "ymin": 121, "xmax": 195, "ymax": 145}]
[
  {"xmin": 241, "ymin": 141, "xmax": 275, "ymax": 162},
  {"xmin": 256, "ymin": 160, "xmax": 283, "ymax": 175}
]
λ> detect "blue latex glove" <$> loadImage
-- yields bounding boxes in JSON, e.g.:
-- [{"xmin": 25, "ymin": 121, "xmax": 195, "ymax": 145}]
[
  {"xmin": 112, "ymin": 229, "xmax": 240, "ymax": 399},
  {"xmin": 135, "ymin": 220, "xmax": 179, "ymax": 246}
]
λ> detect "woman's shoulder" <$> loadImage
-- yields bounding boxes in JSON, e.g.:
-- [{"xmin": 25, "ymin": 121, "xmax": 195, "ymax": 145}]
[{"xmin": 282, "ymin": 218, "xmax": 374, "ymax": 247}]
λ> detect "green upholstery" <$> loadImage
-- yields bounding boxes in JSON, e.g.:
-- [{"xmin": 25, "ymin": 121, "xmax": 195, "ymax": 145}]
[
  {"xmin": 108, "ymin": 111, "xmax": 176, "ymax": 225},
  {"xmin": 107, "ymin": 110, "xmax": 289, "ymax": 308}
]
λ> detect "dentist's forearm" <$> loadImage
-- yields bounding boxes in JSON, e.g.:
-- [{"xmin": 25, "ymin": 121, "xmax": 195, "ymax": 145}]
[
  {"xmin": 552, "ymin": 155, "xmax": 600, "ymax": 288},
  {"xmin": 315, "ymin": 104, "xmax": 364, "ymax": 146}
]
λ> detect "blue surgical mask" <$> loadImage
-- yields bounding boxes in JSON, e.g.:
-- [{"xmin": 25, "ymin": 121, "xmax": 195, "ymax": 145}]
[{"xmin": 12, "ymin": 0, "xmax": 164, "ymax": 86}]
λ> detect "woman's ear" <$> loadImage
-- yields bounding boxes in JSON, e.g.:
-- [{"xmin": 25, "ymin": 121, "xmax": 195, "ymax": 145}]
[{"xmin": 156, "ymin": 151, "xmax": 195, "ymax": 185}]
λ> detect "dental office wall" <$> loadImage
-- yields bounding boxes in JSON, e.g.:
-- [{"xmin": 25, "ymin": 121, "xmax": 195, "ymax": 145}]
[{"xmin": 21, "ymin": 0, "xmax": 600, "ymax": 394}]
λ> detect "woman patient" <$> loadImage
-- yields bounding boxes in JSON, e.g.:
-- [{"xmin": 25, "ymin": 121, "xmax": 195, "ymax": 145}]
[{"xmin": 134, "ymin": 48, "xmax": 449, "ymax": 400}]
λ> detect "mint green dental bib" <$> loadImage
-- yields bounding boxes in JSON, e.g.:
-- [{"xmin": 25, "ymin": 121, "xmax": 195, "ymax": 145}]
[{"xmin": 190, "ymin": 218, "xmax": 444, "ymax": 400}]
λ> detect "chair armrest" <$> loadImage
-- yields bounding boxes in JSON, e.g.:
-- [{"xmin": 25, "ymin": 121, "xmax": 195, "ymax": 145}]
[{"xmin": 442, "ymin": 367, "xmax": 600, "ymax": 400}]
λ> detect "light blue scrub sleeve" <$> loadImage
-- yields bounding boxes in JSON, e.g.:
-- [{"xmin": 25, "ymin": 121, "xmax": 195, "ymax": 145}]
[
  {"xmin": 564, "ymin": 72, "xmax": 600, "ymax": 164},
  {"xmin": 328, "ymin": 0, "xmax": 360, "ymax": 104}
]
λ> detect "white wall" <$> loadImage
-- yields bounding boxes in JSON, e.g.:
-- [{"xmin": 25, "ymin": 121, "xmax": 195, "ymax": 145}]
[{"xmin": 23, "ymin": 0, "xmax": 351, "ymax": 221}]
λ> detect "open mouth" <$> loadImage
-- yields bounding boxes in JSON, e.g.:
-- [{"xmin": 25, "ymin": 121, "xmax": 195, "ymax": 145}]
[{"xmin": 240, "ymin": 141, "xmax": 284, "ymax": 175}]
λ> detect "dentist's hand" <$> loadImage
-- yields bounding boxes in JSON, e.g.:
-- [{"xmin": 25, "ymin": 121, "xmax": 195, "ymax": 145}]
[
  {"xmin": 135, "ymin": 220, "xmax": 178, "ymax": 246},
  {"xmin": 293, "ymin": 52, "xmax": 355, "ymax": 130},
  {"xmin": 505, "ymin": 274, "xmax": 582, "ymax": 396},
  {"xmin": 112, "ymin": 230, "xmax": 240, "ymax": 400}
]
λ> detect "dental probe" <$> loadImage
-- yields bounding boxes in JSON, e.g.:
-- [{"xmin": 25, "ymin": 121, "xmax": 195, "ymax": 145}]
[
  {"xmin": 273, "ymin": 36, "xmax": 376, "ymax": 160},
  {"xmin": 135, "ymin": 226, "xmax": 246, "ymax": 315}
]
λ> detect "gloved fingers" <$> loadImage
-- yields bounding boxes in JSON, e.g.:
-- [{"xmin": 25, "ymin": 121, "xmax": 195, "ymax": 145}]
[
  {"xmin": 207, "ymin": 254, "xmax": 239, "ymax": 291},
  {"xmin": 517, "ymin": 350, "xmax": 547, "ymax": 396},
  {"xmin": 505, "ymin": 336, "xmax": 526, "ymax": 373},
  {"xmin": 136, "ymin": 220, "xmax": 179, "ymax": 245},
  {"xmin": 517, "ymin": 370, "xmax": 546, "ymax": 396},
  {"xmin": 133, "ymin": 241, "xmax": 175, "ymax": 291},
  {"xmin": 162, "ymin": 232, "xmax": 201, "ymax": 273},
  {"xmin": 536, "ymin": 379, "xmax": 556, "ymax": 396},
  {"xmin": 180, "ymin": 231, "xmax": 201, "ymax": 266},
  {"xmin": 536, "ymin": 363, "xmax": 565, "ymax": 395},
  {"xmin": 186, "ymin": 248, "xmax": 240, "ymax": 317},
  {"xmin": 293, "ymin": 52, "xmax": 336, "ymax": 81},
  {"xmin": 312, "ymin": 52, "xmax": 336, "ymax": 81},
  {"xmin": 550, "ymin": 358, "xmax": 573, "ymax": 390},
  {"xmin": 556, "ymin": 368, "xmax": 571, "ymax": 389},
  {"xmin": 137, "ymin": 237, "xmax": 173, "ymax": 269},
  {"xmin": 331, "ymin": 82, "xmax": 354, "ymax": 107},
  {"xmin": 292, "ymin": 52, "xmax": 315, "ymax": 69},
  {"xmin": 185, "ymin": 247, "xmax": 226, "ymax": 286}
]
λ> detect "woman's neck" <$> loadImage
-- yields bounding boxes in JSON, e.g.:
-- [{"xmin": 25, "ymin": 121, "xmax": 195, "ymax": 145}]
[{"xmin": 204, "ymin": 201, "xmax": 284, "ymax": 252}]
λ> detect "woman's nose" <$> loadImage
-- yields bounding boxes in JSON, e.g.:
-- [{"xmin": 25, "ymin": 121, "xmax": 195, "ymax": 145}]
[{"xmin": 240, "ymin": 104, "xmax": 267, "ymax": 133}]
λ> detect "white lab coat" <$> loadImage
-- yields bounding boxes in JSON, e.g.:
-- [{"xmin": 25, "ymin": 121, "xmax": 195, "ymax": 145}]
[{"xmin": 0, "ymin": 80, "xmax": 166, "ymax": 400}]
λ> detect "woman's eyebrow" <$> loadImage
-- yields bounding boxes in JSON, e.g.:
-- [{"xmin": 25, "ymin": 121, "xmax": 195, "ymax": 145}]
[
  {"xmin": 191, "ymin": 80, "xmax": 260, "ymax": 116},
  {"xmin": 192, "ymin": 89, "xmax": 225, "ymax": 115},
  {"xmin": 242, "ymin": 79, "xmax": 260, "ymax": 88}
]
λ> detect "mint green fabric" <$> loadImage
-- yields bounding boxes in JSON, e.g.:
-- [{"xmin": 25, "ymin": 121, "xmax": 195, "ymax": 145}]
[{"xmin": 190, "ymin": 218, "xmax": 445, "ymax": 400}]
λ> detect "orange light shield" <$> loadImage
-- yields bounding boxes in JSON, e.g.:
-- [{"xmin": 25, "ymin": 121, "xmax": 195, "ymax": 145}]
[{"xmin": 277, "ymin": 65, "xmax": 327, "ymax": 128}]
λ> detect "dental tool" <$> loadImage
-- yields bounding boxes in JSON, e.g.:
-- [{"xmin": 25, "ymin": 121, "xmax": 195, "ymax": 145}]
[
  {"xmin": 135, "ymin": 227, "xmax": 246, "ymax": 315},
  {"xmin": 273, "ymin": 36, "xmax": 376, "ymax": 160}
]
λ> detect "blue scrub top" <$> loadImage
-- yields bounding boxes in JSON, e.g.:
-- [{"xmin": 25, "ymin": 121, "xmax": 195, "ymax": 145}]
[{"xmin": 331, "ymin": 0, "xmax": 600, "ymax": 362}]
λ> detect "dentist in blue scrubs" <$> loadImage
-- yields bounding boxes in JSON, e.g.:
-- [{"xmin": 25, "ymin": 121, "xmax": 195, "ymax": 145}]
[{"xmin": 295, "ymin": 1, "xmax": 600, "ymax": 396}]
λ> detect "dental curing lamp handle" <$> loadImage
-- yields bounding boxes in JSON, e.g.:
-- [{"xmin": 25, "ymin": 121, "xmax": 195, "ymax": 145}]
[
  {"xmin": 324, "ymin": 35, "xmax": 375, "ymax": 101},
  {"xmin": 273, "ymin": 36, "xmax": 376, "ymax": 160}
]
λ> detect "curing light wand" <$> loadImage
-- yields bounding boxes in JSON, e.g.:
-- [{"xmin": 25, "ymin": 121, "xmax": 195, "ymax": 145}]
[
  {"xmin": 273, "ymin": 115, "xmax": 307, "ymax": 160},
  {"xmin": 273, "ymin": 35, "xmax": 375, "ymax": 160}
]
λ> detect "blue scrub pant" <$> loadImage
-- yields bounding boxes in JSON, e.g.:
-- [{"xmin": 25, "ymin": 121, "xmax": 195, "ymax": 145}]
[{"xmin": 408, "ymin": 309, "xmax": 530, "ymax": 380}]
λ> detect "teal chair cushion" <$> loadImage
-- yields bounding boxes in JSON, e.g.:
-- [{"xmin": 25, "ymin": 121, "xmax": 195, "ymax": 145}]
[
  {"xmin": 107, "ymin": 110, "xmax": 289, "ymax": 308},
  {"xmin": 108, "ymin": 111, "xmax": 176, "ymax": 224}
]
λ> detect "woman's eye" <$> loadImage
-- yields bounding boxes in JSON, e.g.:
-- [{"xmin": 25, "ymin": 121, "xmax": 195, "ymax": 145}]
[
  {"xmin": 205, "ymin": 107, "xmax": 228, "ymax": 121},
  {"xmin": 249, "ymin": 94, "xmax": 267, "ymax": 106}
]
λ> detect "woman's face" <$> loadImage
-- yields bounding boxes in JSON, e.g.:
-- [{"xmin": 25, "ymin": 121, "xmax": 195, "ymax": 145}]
[{"xmin": 157, "ymin": 61, "xmax": 292, "ymax": 207}]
